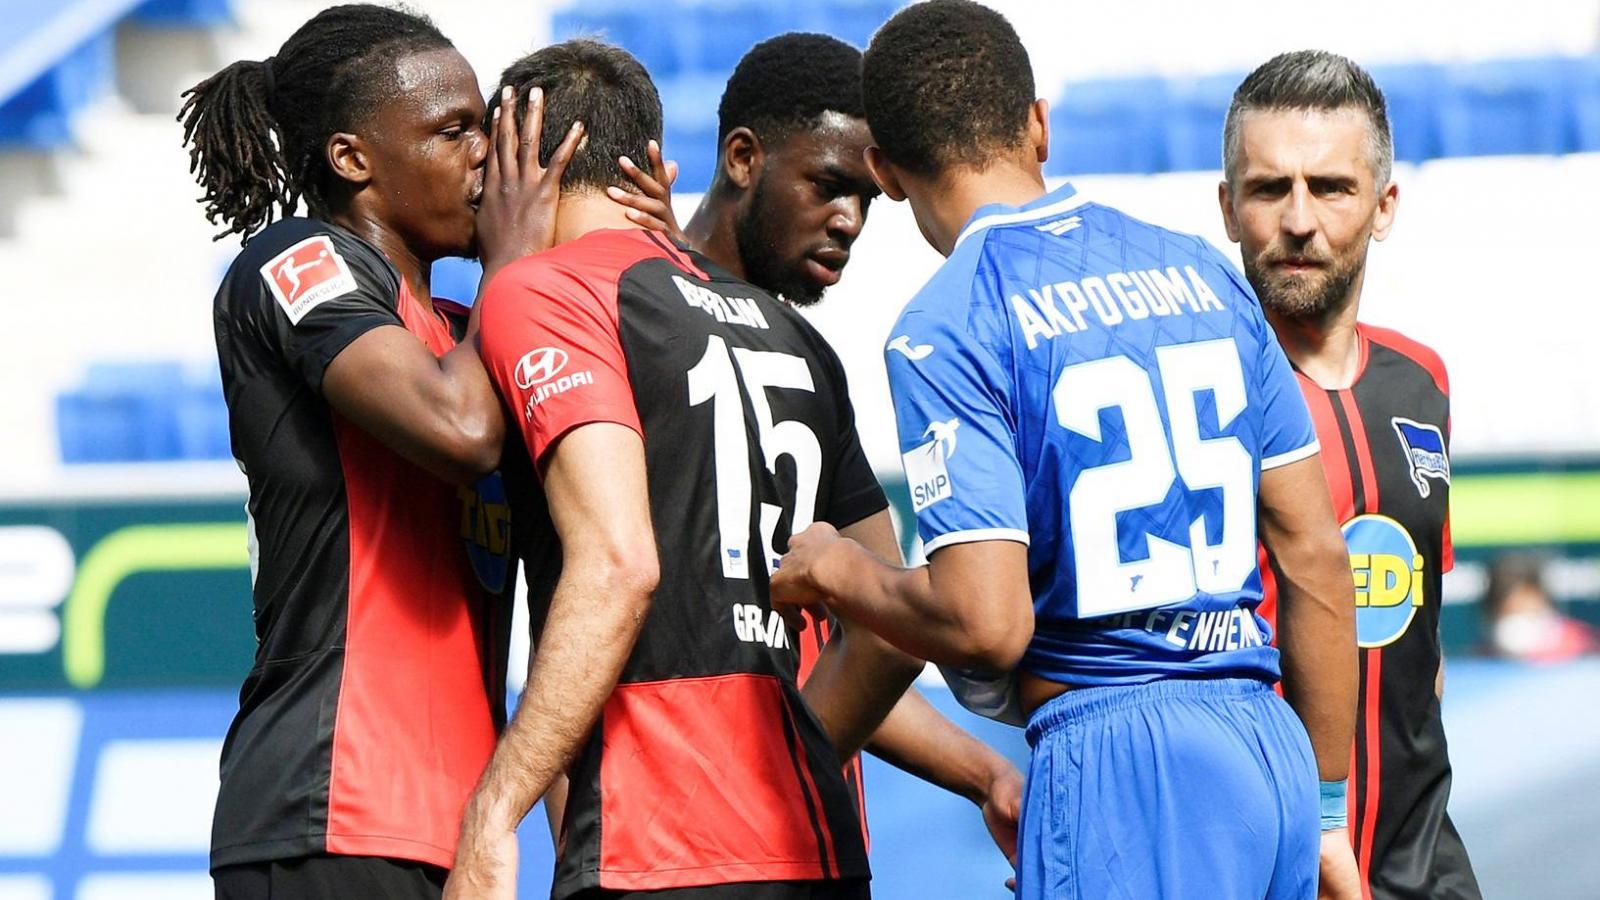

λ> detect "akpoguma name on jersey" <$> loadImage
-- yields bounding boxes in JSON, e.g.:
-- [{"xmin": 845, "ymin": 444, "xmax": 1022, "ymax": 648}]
[
  {"xmin": 1104, "ymin": 605, "xmax": 1266, "ymax": 653},
  {"xmin": 1008, "ymin": 266, "xmax": 1226, "ymax": 350}
]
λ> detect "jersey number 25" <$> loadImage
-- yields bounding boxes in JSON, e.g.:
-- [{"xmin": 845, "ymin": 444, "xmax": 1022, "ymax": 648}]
[{"xmin": 1057, "ymin": 338, "xmax": 1255, "ymax": 618}]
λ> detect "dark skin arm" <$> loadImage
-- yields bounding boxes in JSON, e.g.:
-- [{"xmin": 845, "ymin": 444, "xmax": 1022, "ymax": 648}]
[
  {"xmin": 790, "ymin": 511, "xmax": 1025, "ymax": 864},
  {"xmin": 773, "ymin": 530, "xmax": 1035, "ymax": 673},
  {"xmin": 320, "ymin": 86, "xmax": 583, "ymax": 485},
  {"xmin": 1258, "ymin": 453, "xmax": 1362, "ymax": 900}
]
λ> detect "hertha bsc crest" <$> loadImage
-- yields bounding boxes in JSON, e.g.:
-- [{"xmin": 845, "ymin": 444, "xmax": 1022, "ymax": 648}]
[{"xmin": 1391, "ymin": 418, "xmax": 1450, "ymax": 499}]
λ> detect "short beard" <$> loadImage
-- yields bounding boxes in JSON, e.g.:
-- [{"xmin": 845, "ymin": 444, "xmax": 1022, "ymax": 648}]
[
  {"xmin": 733, "ymin": 175, "xmax": 824, "ymax": 307},
  {"xmin": 1244, "ymin": 249, "xmax": 1364, "ymax": 323}
]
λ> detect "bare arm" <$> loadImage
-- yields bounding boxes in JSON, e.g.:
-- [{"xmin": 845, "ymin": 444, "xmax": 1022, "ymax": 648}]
[
  {"xmin": 447, "ymin": 423, "xmax": 659, "ymax": 897},
  {"xmin": 799, "ymin": 510, "xmax": 923, "ymax": 758},
  {"xmin": 323, "ymin": 331, "xmax": 503, "ymax": 484},
  {"xmin": 1259, "ymin": 454, "xmax": 1358, "ymax": 781},
  {"xmin": 773, "ymin": 526, "xmax": 1034, "ymax": 673}
]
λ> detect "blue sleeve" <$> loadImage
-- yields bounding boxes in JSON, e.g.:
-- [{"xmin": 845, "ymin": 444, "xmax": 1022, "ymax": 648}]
[
  {"xmin": 886, "ymin": 297, "xmax": 1029, "ymax": 555},
  {"xmin": 1255, "ymin": 324, "xmax": 1318, "ymax": 468}
]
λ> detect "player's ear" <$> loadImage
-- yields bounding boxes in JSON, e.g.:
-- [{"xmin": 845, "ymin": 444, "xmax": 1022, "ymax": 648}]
[
  {"xmin": 327, "ymin": 133, "xmax": 373, "ymax": 188},
  {"xmin": 863, "ymin": 146, "xmax": 906, "ymax": 202},
  {"xmin": 720, "ymin": 127, "xmax": 761, "ymax": 191},
  {"xmin": 1218, "ymin": 179, "xmax": 1243, "ymax": 243},
  {"xmin": 1371, "ymin": 179, "xmax": 1399, "ymax": 242},
  {"xmin": 1029, "ymin": 98, "xmax": 1050, "ymax": 164}
]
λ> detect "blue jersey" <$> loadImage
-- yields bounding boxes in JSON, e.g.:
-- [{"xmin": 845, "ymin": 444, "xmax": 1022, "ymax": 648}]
[{"xmin": 886, "ymin": 183, "xmax": 1318, "ymax": 686}]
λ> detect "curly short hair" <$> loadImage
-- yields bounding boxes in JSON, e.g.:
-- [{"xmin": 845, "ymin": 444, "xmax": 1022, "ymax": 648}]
[
  {"xmin": 717, "ymin": 32, "xmax": 864, "ymax": 146},
  {"xmin": 862, "ymin": 0, "xmax": 1034, "ymax": 175}
]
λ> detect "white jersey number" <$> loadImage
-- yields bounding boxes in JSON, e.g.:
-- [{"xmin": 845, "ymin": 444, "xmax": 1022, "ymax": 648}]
[
  {"xmin": 687, "ymin": 335, "xmax": 822, "ymax": 579},
  {"xmin": 1054, "ymin": 338, "xmax": 1255, "ymax": 618}
]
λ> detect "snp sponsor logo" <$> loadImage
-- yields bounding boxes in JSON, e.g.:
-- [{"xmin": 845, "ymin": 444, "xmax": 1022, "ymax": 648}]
[
  {"xmin": 515, "ymin": 347, "xmax": 593, "ymax": 415},
  {"xmin": 1345, "ymin": 514, "xmax": 1426, "ymax": 647},
  {"xmin": 903, "ymin": 419, "xmax": 959, "ymax": 511},
  {"xmin": 732, "ymin": 603, "xmax": 790, "ymax": 649}
]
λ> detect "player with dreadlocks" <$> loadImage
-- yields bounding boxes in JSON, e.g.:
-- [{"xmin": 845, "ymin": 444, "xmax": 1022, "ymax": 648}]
[{"xmin": 179, "ymin": 5, "xmax": 582, "ymax": 898}]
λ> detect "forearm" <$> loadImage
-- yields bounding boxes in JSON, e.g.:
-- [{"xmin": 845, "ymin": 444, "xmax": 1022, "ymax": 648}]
[
  {"xmin": 1274, "ymin": 547, "xmax": 1358, "ymax": 781},
  {"xmin": 460, "ymin": 568, "xmax": 647, "ymax": 834},
  {"xmin": 801, "ymin": 621, "xmax": 921, "ymax": 761},
  {"xmin": 812, "ymin": 540, "xmax": 1026, "ymax": 671},
  {"xmin": 866, "ymin": 688, "xmax": 1009, "ymax": 805}
]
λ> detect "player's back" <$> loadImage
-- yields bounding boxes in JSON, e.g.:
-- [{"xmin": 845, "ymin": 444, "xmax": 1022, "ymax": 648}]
[
  {"xmin": 887, "ymin": 185, "xmax": 1318, "ymax": 688},
  {"xmin": 479, "ymin": 228, "xmax": 879, "ymax": 897}
]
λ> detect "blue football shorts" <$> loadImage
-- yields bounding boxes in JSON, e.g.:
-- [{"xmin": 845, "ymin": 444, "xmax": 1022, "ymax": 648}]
[{"xmin": 1017, "ymin": 677, "xmax": 1320, "ymax": 900}]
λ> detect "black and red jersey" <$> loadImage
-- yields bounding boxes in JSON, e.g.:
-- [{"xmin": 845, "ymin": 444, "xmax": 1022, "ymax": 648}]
[
  {"xmin": 1261, "ymin": 324, "xmax": 1480, "ymax": 900},
  {"xmin": 478, "ymin": 228, "xmax": 886, "ymax": 897},
  {"xmin": 210, "ymin": 218, "xmax": 512, "ymax": 871}
]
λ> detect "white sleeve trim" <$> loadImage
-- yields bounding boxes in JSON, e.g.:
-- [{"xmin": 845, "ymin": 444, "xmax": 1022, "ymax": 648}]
[
  {"xmin": 923, "ymin": 528, "xmax": 1031, "ymax": 555},
  {"xmin": 1261, "ymin": 440, "xmax": 1320, "ymax": 471}
]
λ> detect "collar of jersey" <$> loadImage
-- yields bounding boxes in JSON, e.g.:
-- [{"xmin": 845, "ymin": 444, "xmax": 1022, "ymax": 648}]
[{"xmin": 953, "ymin": 181, "xmax": 1087, "ymax": 252}]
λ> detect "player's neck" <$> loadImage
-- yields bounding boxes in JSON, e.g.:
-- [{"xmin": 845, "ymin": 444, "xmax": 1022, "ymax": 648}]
[
  {"xmin": 1267, "ymin": 294, "xmax": 1363, "ymax": 390},
  {"xmin": 914, "ymin": 161, "xmax": 1047, "ymax": 257},
  {"xmin": 554, "ymin": 192, "xmax": 645, "ymax": 246},
  {"xmin": 683, "ymin": 190, "xmax": 744, "ymax": 280},
  {"xmin": 332, "ymin": 210, "xmax": 431, "ymax": 307}
]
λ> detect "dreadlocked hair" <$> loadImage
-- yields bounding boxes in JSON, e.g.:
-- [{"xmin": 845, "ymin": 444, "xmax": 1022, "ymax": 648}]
[{"xmin": 178, "ymin": 4, "xmax": 452, "ymax": 243}]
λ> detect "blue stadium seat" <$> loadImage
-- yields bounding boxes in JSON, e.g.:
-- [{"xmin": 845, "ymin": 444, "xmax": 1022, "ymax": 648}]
[
  {"xmin": 1163, "ymin": 72, "xmax": 1242, "ymax": 172},
  {"xmin": 1368, "ymin": 63, "xmax": 1444, "ymax": 163},
  {"xmin": 176, "ymin": 375, "xmax": 231, "ymax": 461},
  {"xmin": 432, "ymin": 257, "xmax": 484, "ymax": 307},
  {"xmin": 680, "ymin": 0, "xmax": 791, "ymax": 75},
  {"xmin": 130, "ymin": 0, "xmax": 233, "ymax": 27},
  {"xmin": 1439, "ymin": 58, "xmax": 1571, "ymax": 158},
  {"xmin": 554, "ymin": 3, "xmax": 684, "ymax": 79},
  {"xmin": 0, "ymin": 32, "xmax": 113, "ymax": 148},
  {"xmin": 1047, "ymin": 77, "xmax": 1169, "ymax": 176},
  {"xmin": 659, "ymin": 73, "xmax": 726, "ymax": 193},
  {"xmin": 816, "ymin": 0, "xmax": 901, "ymax": 49},
  {"xmin": 1568, "ymin": 55, "xmax": 1600, "ymax": 154},
  {"xmin": 663, "ymin": 121, "xmax": 720, "ymax": 194},
  {"xmin": 57, "ymin": 362, "xmax": 185, "ymax": 463}
]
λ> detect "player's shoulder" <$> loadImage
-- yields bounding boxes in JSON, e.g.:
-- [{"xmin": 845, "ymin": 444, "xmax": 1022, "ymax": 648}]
[
  {"xmin": 221, "ymin": 217, "xmax": 398, "ymax": 320},
  {"xmin": 1360, "ymin": 323, "xmax": 1449, "ymax": 394},
  {"xmin": 896, "ymin": 233, "xmax": 994, "ymax": 333}
]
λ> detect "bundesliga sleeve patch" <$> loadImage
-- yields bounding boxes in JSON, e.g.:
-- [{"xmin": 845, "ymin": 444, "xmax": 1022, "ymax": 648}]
[{"xmin": 260, "ymin": 235, "xmax": 360, "ymax": 325}]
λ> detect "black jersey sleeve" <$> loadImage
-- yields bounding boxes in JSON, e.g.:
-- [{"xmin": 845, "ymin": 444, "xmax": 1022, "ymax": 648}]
[
  {"xmin": 228, "ymin": 222, "xmax": 404, "ymax": 392},
  {"xmin": 811, "ymin": 329, "xmax": 888, "ymax": 530}
]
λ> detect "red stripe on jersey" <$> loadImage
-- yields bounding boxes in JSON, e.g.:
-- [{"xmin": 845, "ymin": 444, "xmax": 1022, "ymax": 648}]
[
  {"xmin": 1360, "ymin": 324, "xmax": 1448, "ymax": 396},
  {"xmin": 1300, "ymin": 381, "xmax": 1355, "ymax": 520},
  {"xmin": 597, "ymin": 673, "xmax": 840, "ymax": 890},
  {"xmin": 779, "ymin": 693, "xmax": 840, "ymax": 876},
  {"xmin": 324, "ymin": 284, "xmax": 499, "ymax": 867},
  {"xmin": 1338, "ymin": 390, "xmax": 1381, "ymax": 512},
  {"xmin": 794, "ymin": 614, "xmax": 871, "ymax": 849},
  {"xmin": 1357, "ymin": 648, "xmax": 1384, "ymax": 884}
]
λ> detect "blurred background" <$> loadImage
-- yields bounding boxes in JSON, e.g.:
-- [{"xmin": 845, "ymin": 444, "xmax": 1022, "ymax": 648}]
[{"xmin": 2, "ymin": 0, "xmax": 1599, "ymax": 897}]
